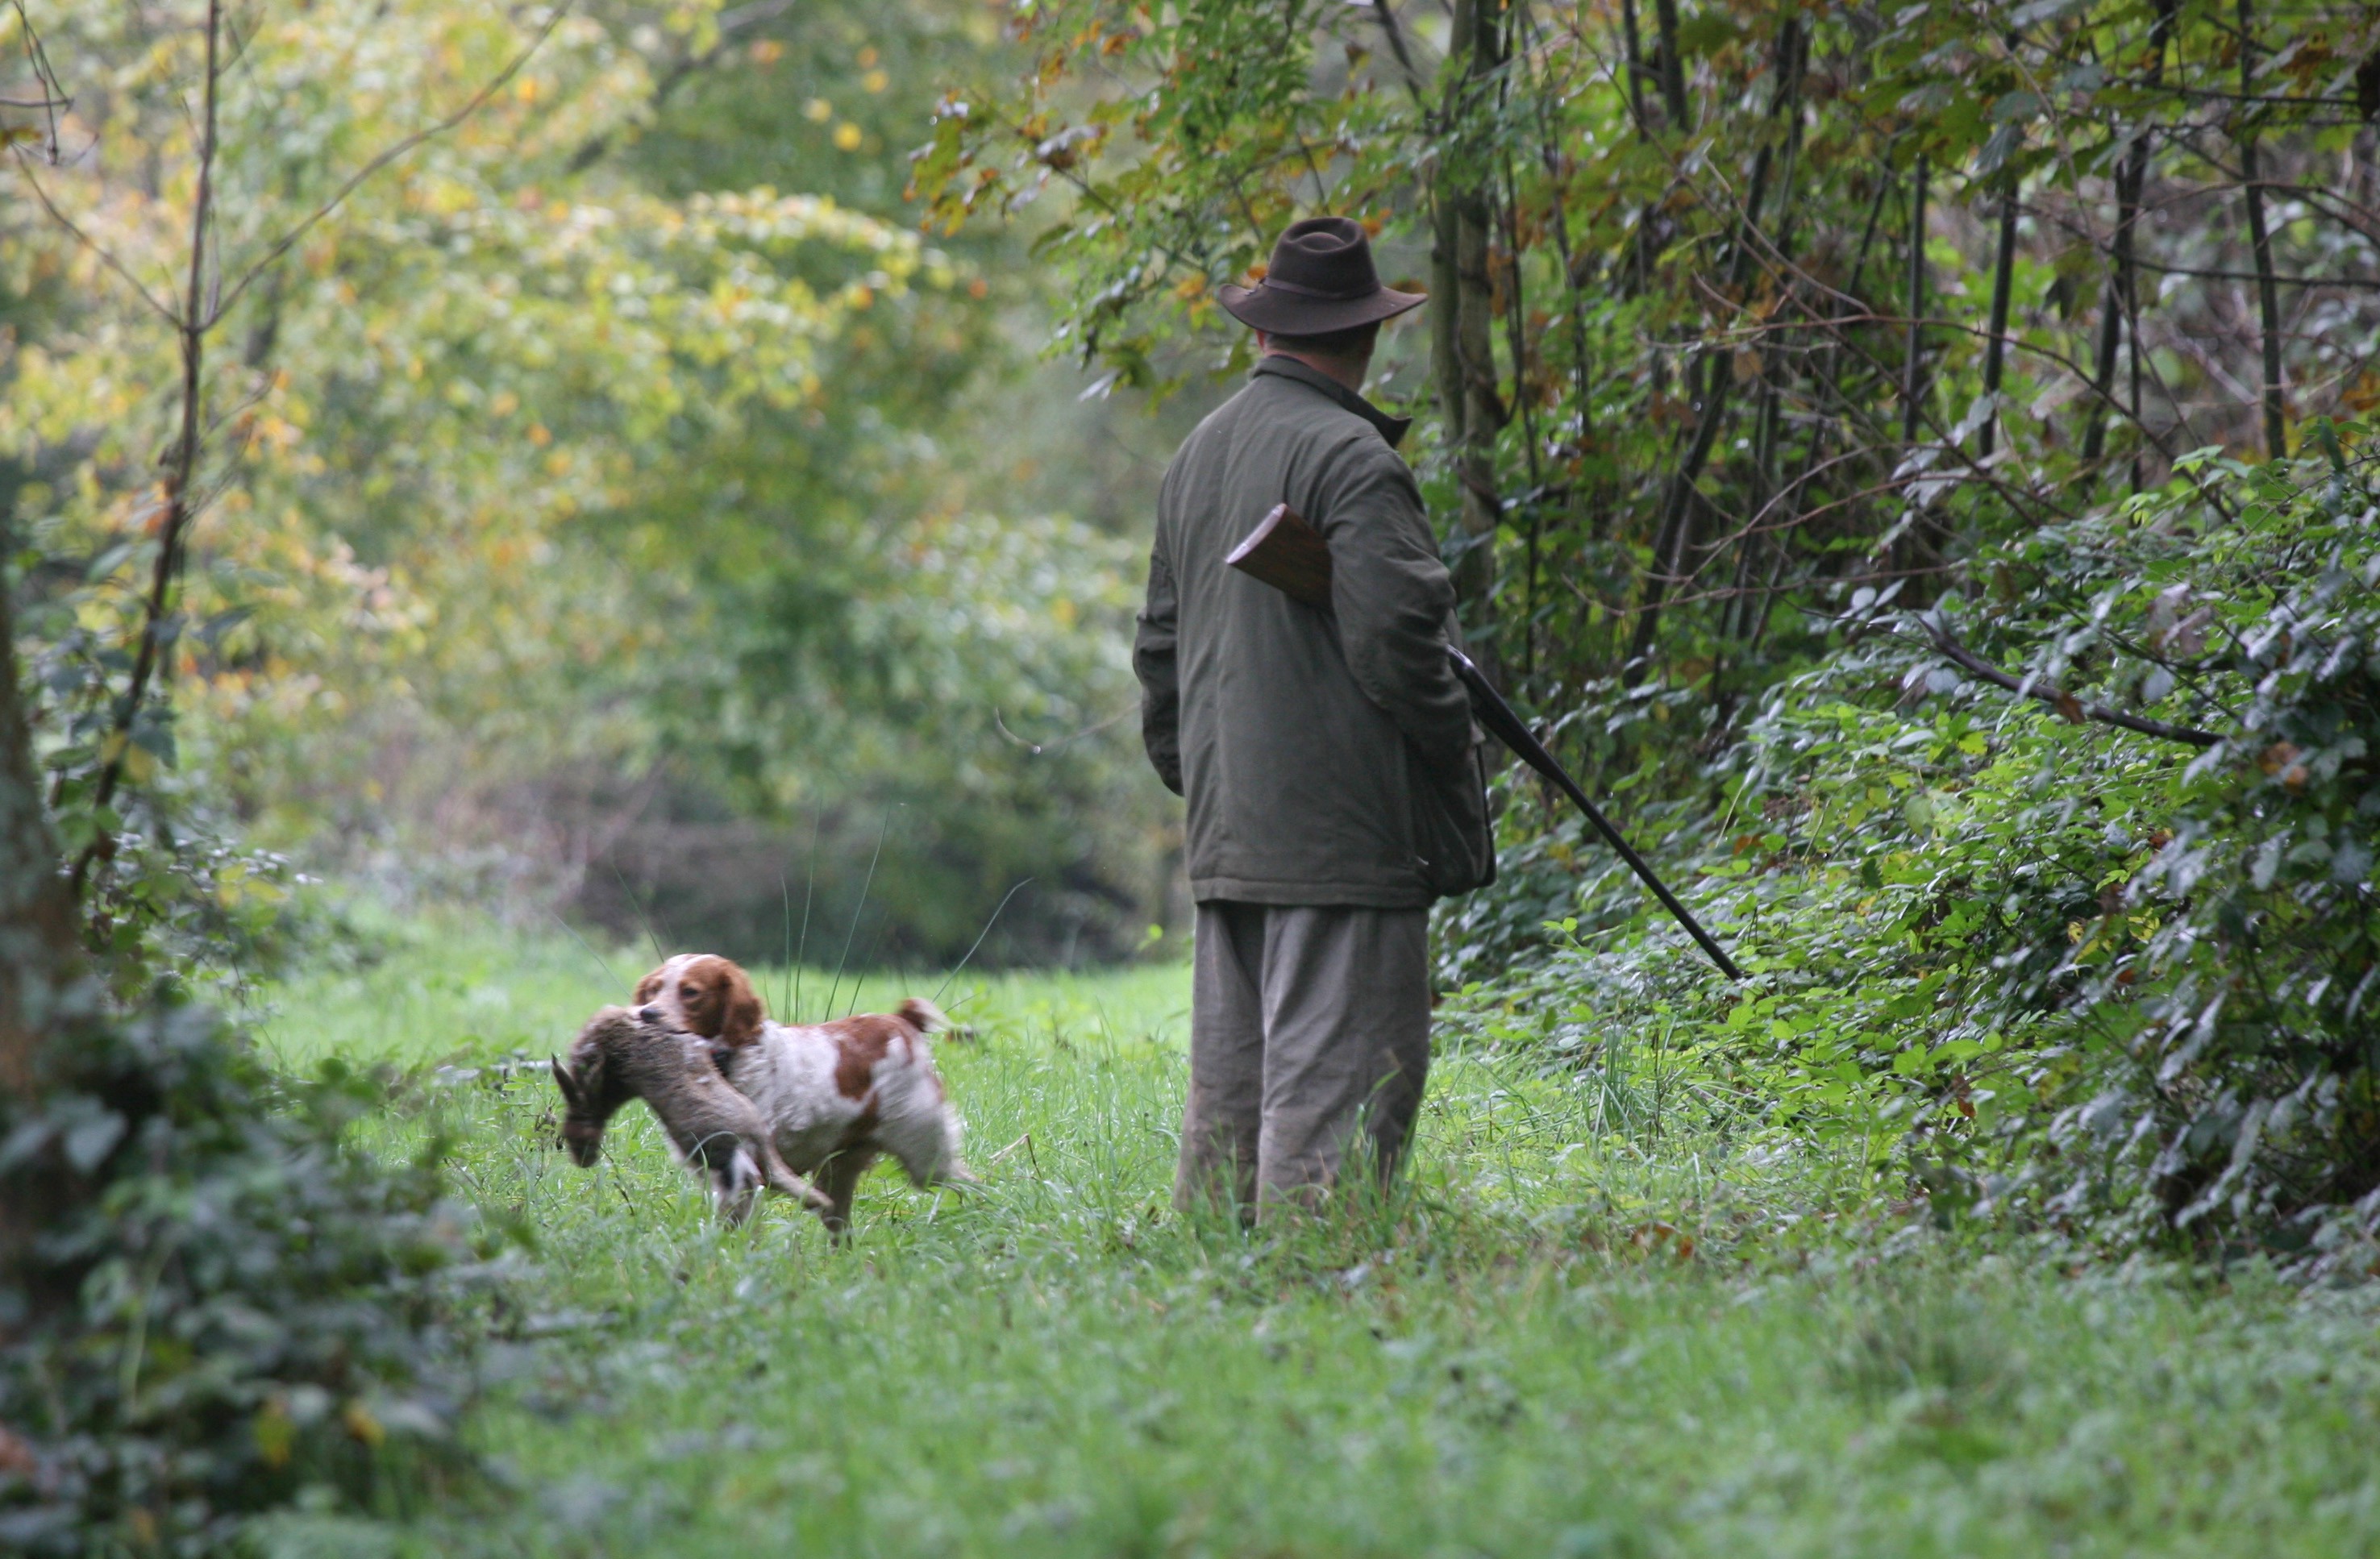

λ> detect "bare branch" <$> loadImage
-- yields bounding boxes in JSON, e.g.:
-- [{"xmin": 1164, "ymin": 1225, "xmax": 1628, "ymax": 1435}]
[
  {"xmin": 1919, "ymin": 617, "xmax": 2223, "ymax": 749},
  {"xmin": 6, "ymin": 152, "xmax": 177, "ymax": 322},
  {"xmin": 208, "ymin": 5, "xmax": 571, "ymax": 330}
]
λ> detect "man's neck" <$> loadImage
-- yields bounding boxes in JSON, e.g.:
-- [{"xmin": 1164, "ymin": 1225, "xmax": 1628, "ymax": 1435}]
[{"xmin": 1262, "ymin": 347, "xmax": 1367, "ymax": 394}]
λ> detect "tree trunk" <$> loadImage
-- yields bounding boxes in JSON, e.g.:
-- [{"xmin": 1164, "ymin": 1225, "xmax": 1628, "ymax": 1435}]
[
  {"xmin": 1431, "ymin": 0, "xmax": 1509, "ymax": 684},
  {"xmin": 1624, "ymin": 19, "xmax": 1799, "ymax": 680},
  {"xmin": 0, "ymin": 509, "xmax": 88, "ymax": 1278},
  {"xmin": 2236, "ymin": 0, "xmax": 2287, "ymax": 460},
  {"xmin": 1979, "ymin": 169, "xmax": 2019, "ymax": 462},
  {"xmin": 73, "ymin": 0, "xmax": 223, "ymax": 901},
  {"xmin": 1649, "ymin": 0, "xmax": 1691, "ymax": 131},
  {"xmin": 0, "ymin": 585, "xmax": 80, "ymax": 1106},
  {"xmin": 2081, "ymin": 0, "xmax": 2174, "ymax": 478},
  {"xmin": 1899, "ymin": 156, "xmax": 1929, "ymax": 449},
  {"xmin": 1616, "ymin": 0, "xmax": 1651, "ymax": 135}
]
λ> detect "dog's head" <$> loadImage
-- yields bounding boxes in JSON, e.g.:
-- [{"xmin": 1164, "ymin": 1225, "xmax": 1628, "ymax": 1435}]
[
  {"xmin": 550, "ymin": 1028, "xmax": 632, "ymax": 1167},
  {"xmin": 633, "ymin": 954, "xmax": 764, "ymax": 1051}
]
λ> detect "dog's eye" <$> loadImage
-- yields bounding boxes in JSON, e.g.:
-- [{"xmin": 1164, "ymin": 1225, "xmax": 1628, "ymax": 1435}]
[{"xmin": 681, "ymin": 984, "xmax": 698, "ymax": 997}]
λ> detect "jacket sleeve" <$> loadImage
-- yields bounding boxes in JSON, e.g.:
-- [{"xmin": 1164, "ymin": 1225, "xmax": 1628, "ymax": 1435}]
[
  {"xmin": 1134, "ymin": 530, "xmax": 1184, "ymax": 796},
  {"xmin": 1321, "ymin": 441, "xmax": 1475, "ymax": 776}
]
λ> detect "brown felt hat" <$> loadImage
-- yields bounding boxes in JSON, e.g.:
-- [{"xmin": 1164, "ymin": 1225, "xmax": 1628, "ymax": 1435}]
[{"xmin": 1217, "ymin": 217, "xmax": 1426, "ymax": 335}]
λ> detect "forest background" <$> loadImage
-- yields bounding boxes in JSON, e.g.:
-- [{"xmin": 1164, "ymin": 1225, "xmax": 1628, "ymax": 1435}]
[
  {"xmin": 3, "ymin": 0, "xmax": 2380, "ymax": 1549},
  {"xmin": 3, "ymin": 0, "xmax": 1205, "ymax": 979}
]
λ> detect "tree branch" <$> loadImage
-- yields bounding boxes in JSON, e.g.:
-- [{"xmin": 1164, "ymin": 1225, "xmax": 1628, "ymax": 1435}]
[
  {"xmin": 208, "ymin": 5, "xmax": 569, "ymax": 329},
  {"xmin": 1920, "ymin": 617, "xmax": 2222, "ymax": 749}
]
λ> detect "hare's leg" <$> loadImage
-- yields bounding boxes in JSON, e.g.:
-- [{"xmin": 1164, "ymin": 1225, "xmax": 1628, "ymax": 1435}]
[
  {"xmin": 761, "ymin": 1144, "xmax": 833, "ymax": 1212},
  {"xmin": 711, "ymin": 1146, "xmax": 764, "ymax": 1225}
]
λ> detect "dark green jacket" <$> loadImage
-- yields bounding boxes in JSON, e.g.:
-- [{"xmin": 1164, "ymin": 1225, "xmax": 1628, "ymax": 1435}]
[{"xmin": 1134, "ymin": 356, "xmax": 1493, "ymax": 908}]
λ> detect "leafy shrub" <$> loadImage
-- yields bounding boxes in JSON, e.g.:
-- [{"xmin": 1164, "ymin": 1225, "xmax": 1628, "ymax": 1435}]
[
  {"xmin": 1983, "ymin": 434, "xmax": 2380, "ymax": 1265},
  {"xmin": 1446, "ymin": 430, "xmax": 2380, "ymax": 1270},
  {"xmin": 0, "ymin": 999, "xmax": 494, "ymax": 1553}
]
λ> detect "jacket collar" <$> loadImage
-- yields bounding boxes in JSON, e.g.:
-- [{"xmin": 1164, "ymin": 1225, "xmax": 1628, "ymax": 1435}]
[{"xmin": 1251, "ymin": 355, "xmax": 1413, "ymax": 450}]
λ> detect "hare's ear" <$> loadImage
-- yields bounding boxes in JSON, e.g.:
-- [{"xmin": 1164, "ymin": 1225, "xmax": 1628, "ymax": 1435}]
[{"xmin": 550, "ymin": 1054, "xmax": 580, "ymax": 1107}]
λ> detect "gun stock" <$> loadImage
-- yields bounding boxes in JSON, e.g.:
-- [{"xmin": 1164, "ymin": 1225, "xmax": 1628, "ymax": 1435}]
[
  {"xmin": 1225, "ymin": 503, "xmax": 1334, "ymax": 609},
  {"xmin": 1226, "ymin": 505, "xmax": 1744, "ymax": 983}
]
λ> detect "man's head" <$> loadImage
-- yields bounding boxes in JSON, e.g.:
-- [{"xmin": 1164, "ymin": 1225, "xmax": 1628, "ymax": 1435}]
[
  {"xmin": 1220, "ymin": 217, "xmax": 1421, "ymax": 388},
  {"xmin": 1254, "ymin": 321, "xmax": 1381, "ymax": 387}
]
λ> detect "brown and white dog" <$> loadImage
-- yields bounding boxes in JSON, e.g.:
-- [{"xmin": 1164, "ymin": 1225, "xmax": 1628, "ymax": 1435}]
[{"xmin": 632, "ymin": 954, "xmax": 973, "ymax": 1236}]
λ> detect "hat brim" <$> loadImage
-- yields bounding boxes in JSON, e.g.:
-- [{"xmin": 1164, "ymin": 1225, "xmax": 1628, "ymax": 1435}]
[{"xmin": 1217, "ymin": 281, "xmax": 1426, "ymax": 335}]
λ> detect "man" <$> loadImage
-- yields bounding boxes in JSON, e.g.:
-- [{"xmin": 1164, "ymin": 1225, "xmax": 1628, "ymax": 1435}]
[{"xmin": 1134, "ymin": 216, "xmax": 1493, "ymax": 1221}]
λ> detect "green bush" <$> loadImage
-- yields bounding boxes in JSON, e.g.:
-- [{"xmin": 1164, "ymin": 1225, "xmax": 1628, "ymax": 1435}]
[
  {"xmin": 1447, "ymin": 430, "xmax": 2380, "ymax": 1270},
  {"xmin": 0, "ymin": 1000, "xmax": 494, "ymax": 1553}
]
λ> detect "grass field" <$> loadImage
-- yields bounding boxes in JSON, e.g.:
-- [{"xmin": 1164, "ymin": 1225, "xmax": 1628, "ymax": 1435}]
[{"xmin": 254, "ymin": 918, "xmax": 2380, "ymax": 1557}]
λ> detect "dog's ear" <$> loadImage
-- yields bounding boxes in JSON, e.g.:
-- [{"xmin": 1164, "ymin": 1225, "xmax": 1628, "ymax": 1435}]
[
  {"xmin": 633, "ymin": 963, "xmax": 666, "ymax": 1006},
  {"xmin": 550, "ymin": 1054, "xmax": 581, "ymax": 1108},
  {"xmin": 719, "ymin": 965, "xmax": 764, "ymax": 1050}
]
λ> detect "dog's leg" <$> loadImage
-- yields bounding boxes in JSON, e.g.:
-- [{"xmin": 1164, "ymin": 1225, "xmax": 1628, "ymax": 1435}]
[
  {"xmin": 811, "ymin": 1150, "xmax": 876, "ymax": 1244},
  {"xmin": 892, "ymin": 1108, "xmax": 977, "ymax": 1189}
]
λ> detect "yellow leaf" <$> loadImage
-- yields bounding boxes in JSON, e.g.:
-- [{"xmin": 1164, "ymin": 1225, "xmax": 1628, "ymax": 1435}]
[
  {"xmin": 834, "ymin": 123, "xmax": 864, "ymax": 152},
  {"xmin": 805, "ymin": 98, "xmax": 834, "ymax": 123},
  {"xmin": 863, "ymin": 69, "xmax": 889, "ymax": 94},
  {"xmin": 342, "ymin": 1401, "xmax": 385, "ymax": 1448},
  {"xmin": 253, "ymin": 1402, "xmax": 294, "ymax": 1469}
]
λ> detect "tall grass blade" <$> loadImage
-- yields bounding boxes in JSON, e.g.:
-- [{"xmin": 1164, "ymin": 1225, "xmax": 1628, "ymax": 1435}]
[
  {"xmin": 824, "ymin": 805, "xmax": 895, "ymax": 1024},
  {"xmin": 793, "ymin": 806, "xmax": 820, "ymax": 1022},
  {"xmin": 933, "ymin": 878, "xmax": 1034, "ymax": 1005},
  {"xmin": 844, "ymin": 908, "xmax": 891, "ymax": 1019},
  {"xmin": 610, "ymin": 863, "xmax": 669, "ymax": 964},
  {"xmin": 548, "ymin": 909, "xmax": 622, "ymax": 990}
]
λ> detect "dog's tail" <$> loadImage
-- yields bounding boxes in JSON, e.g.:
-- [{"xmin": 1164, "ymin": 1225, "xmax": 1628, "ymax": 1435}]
[{"xmin": 894, "ymin": 996, "xmax": 949, "ymax": 1037}]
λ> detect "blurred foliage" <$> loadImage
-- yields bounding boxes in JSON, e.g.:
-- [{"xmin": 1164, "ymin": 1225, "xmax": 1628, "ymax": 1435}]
[
  {"xmin": 0, "ymin": 998, "xmax": 494, "ymax": 1552},
  {"xmin": 0, "ymin": 0, "xmax": 1182, "ymax": 971}
]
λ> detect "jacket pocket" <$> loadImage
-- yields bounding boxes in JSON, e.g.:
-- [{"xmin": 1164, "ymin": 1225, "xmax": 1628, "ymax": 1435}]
[{"xmin": 1407, "ymin": 725, "xmax": 1496, "ymax": 898}]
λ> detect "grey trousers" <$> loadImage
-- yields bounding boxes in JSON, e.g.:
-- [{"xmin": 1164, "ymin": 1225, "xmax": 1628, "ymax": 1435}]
[{"xmin": 1174, "ymin": 900, "xmax": 1433, "ymax": 1220}]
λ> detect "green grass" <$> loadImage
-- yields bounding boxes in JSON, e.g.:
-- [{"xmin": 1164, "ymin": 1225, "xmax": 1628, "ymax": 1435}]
[{"xmin": 253, "ymin": 917, "xmax": 2380, "ymax": 1557}]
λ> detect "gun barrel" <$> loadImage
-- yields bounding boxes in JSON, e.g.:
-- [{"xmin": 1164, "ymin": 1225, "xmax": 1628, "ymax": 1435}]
[{"xmin": 1445, "ymin": 649, "xmax": 1744, "ymax": 982}]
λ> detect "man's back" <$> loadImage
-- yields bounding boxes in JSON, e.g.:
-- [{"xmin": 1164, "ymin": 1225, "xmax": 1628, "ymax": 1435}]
[{"xmin": 1135, "ymin": 355, "xmax": 1482, "ymax": 908}]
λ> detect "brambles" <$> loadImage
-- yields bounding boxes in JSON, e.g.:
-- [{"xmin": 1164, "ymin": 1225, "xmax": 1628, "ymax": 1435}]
[
  {"xmin": 0, "ymin": 1002, "xmax": 494, "ymax": 1552},
  {"xmin": 1443, "ymin": 432, "xmax": 2380, "ymax": 1267}
]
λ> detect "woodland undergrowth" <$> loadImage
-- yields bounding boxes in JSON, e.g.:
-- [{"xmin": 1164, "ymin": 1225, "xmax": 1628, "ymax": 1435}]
[{"xmin": 1442, "ymin": 433, "xmax": 2380, "ymax": 1274}]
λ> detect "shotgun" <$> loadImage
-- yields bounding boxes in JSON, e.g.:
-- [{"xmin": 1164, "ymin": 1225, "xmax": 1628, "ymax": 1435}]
[{"xmin": 1227, "ymin": 503, "xmax": 1745, "ymax": 983}]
